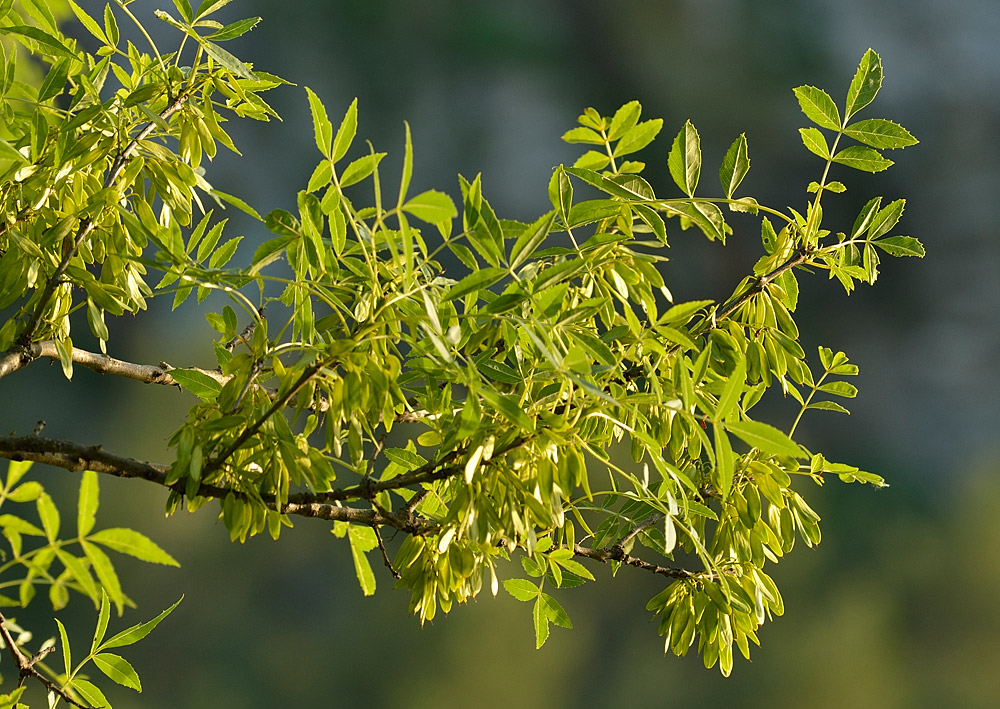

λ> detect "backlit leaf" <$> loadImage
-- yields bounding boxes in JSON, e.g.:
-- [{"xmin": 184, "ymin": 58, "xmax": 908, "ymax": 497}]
[
  {"xmin": 93, "ymin": 653, "xmax": 142, "ymax": 691},
  {"xmin": 843, "ymin": 118, "xmax": 917, "ymax": 149},
  {"xmin": 725, "ymin": 420, "xmax": 803, "ymax": 458},
  {"xmin": 832, "ymin": 145, "xmax": 893, "ymax": 173},
  {"xmin": 89, "ymin": 527, "xmax": 180, "ymax": 566},
  {"xmin": 844, "ymin": 48, "xmax": 883, "ymax": 120},
  {"xmin": 719, "ymin": 133, "xmax": 750, "ymax": 198},
  {"xmin": 403, "ymin": 190, "xmax": 457, "ymax": 225},
  {"xmin": 793, "ymin": 85, "xmax": 841, "ymax": 130},
  {"xmin": 668, "ymin": 120, "xmax": 701, "ymax": 196}
]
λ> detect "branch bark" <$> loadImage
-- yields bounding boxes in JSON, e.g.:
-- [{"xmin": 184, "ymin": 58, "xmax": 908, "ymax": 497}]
[
  {"xmin": 0, "ymin": 436, "xmax": 435, "ymax": 534},
  {"xmin": 0, "ymin": 340, "xmax": 226, "ymax": 385},
  {"xmin": 0, "ymin": 611, "xmax": 88, "ymax": 708},
  {"xmin": 572, "ymin": 543, "xmax": 702, "ymax": 580}
]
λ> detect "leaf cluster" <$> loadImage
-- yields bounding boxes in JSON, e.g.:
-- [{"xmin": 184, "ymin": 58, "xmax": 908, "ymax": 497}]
[{"xmin": 0, "ymin": 0, "xmax": 923, "ymax": 696}]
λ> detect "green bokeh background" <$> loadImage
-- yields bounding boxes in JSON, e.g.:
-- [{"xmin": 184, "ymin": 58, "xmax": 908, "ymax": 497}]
[{"xmin": 4, "ymin": 1, "xmax": 1000, "ymax": 706}]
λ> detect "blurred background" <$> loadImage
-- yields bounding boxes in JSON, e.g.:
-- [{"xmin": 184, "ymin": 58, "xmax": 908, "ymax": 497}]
[{"xmin": 4, "ymin": 0, "xmax": 1000, "ymax": 706}]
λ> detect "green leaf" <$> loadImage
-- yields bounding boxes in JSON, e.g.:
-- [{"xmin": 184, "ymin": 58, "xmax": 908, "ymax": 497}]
[
  {"xmin": 402, "ymin": 190, "xmax": 458, "ymax": 225},
  {"xmin": 55, "ymin": 549, "xmax": 98, "ymax": 600},
  {"xmin": 443, "ymin": 267, "xmax": 506, "ymax": 302},
  {"xmin": 867, "ymin": 198, "xmax": 905, "ymax": 239},
  {"xmin": 719, "ymin": 133, "xmax": 750, "ymax": 198},
  {"xmin": 92, "ymin": 590, "xmax": 111, "ymax": 654},
  {"xmin": 551, "ymin": 556, "xmax": 595, "ymax": 581},
  {"xmin": 68, "ymin": 0, "xmax": 108, "ymax": 44},
  {"xmin": 78, "ymin": 470, "xmax": 99, "ymax": 537},
  {"xmin": 201, "ymin": 40, "xmax": 255, "ymax": 81},
  {"xmin": 207, "ymin": 16, "xmax": 260, "ymax": 42},
  {"xmin": 668, "ymin": 120, "xmax": 701, "ymax": 196},
  {"xmin": 265, "ymin": 208, "xmax": 300, "ymax": 237},
  {"xmin": 93, "ymin": 652, "xmax": 142, "ymax": 691},
  {"xmin": 843, "ymin": 118, "xmax": 917, "ymax": 149},
  {"xmin": 56, "ymin": 618, "xmax": 72, "ymax": 678},
  {"xmin": 818, "ymin": 381, "xmax": 857, "ymax": 398},
  {"xmin": 713, "ymin": 424, "xmax": 735, "ymax": 499},
  {"xmin": 339, "ymin": 152, "xmax": 385, "ymax": 188},
  {"xmin": 533, "ymin": 597, "xmax": 550, "ymax": 648},
  {"xmin": 104, "ymin": 4, "xmax": 119, "ymax": 46},
  {"xmin": 715, "ymin": 355, "xmax": 746, "ymax": 422},
  {"xmin": 561, "ymin": 126, "xmax": 604, "ymax": 144},
  {"xmin": 509, "ymin": 211, "xmax": 555, "ymax": 269},
  {"xmin": 382, "ymin": 448, "xmax": 428, "ymax": 470},
  {"xmin": 806, "ymin": 401, "xmax": 851, "ymax": 414},
  {"xmin": 82, "ymin": 540, "xmax": 124, "ymax": 612},
  {"xmin": 100, "ymin": 596, "xmax": 183, "ymax": 650},
  {"xmin": 332, "ymin": 98, "xmax": 358, "ymax": 163},
  {"xmin": 540, "ymin": 593, "xmax": 573, "ymax": 629},
  {"xmin": 726, "ymin": 419, "xmax": 802, "ymax": 458},
  {"xmin": 832, "ymin": 145, "xmax": 893, "ymax": 173},
  {"xmin": 799, "ymin": 127, "xmax": 831, "ymax": 160},
  {"xmin": 37, "ymin": 57, "xmax": 70, "ymax": 103},
  {"xmin": 607, "ymin": 100, "xmax": 641, "ymax": 141},
  {"xmin": 347, "ymin": 526, "xmax": 377, "ymax": 596},
  {"xmin": 208, "ymin": 235, "xmax": 242, "ymax": 269},
  {"xmin": 89, "ymin": 528, "xmax": 180, "ymax": 566},
  {"xmin": 874, "ymin": 235, "xmax": 924, "ymax": 257},
  {"xmin": 172, "ymin": 0, "xmax": 193, "ymax": 22},
  {"xmin": 169, "ymin": 369, "xmax": 222, "ymax": 401},
  {"xmin": 212, "ymin": 189, "xmax": 262, "ymax": 220},
  {"xmin": 68, "ymin": 679, "xmax": 108, "ymax": 708},
  {"xmin": 793, "ymin": 86, "xmax": 841, "ymax": 130},
  {"xmin": 305, "ymin": 87, "xmax": 332, "ymax": 158},
  {"xmin": 613, "ymin": 118, "xmax": 662, "ymax": 157},
  {"xmin": 399, "ymin": 121, "xmax": 414, "ymax": 204},
  {"xmin": 194, "ymin": 0, "xmax": 235, "ymax": 20},
  {"xmin": 37, "ymin": 492, "xmax": 60, "ymax": 541},
  {"xmin": 503, "ymin": 578, "xmax": 538, "ymax": 602},
  {"xmin": 0, "ymin": 137, "xmax": 26, "ymax": 164},
  {"xmin": 0, "ymin": 25, "xmax": 77, "ymax": 59},
  {"xmin": 844, "ymin": 48, "xmax": 883, "ymax": 120},
  {"xmin": 480, "ymin": 390, "xmax": 534, "ymax": 432}
]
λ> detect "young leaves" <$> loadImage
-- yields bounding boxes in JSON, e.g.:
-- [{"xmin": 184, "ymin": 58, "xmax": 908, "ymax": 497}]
[
  {"xmin": 719, "ymin": 134, "xmax": 750, "ymax": 198},
  {"xmin": 306, "ymin": 87, "xmax": 333, "ymax": 159},
  {"xmin": 793, "ymin": 86, "xmax": 842, "ymax": 130},
  {"xmin": 794, "ymin": 48, "xmax": 915, "ymax": 174},
  {"xmin": 668, "ymin": 120, "xmax": 701, "ymax": 196},
  {"xmin": 845, "ymin": 48, "xmax": 883, "ymax": 120}
]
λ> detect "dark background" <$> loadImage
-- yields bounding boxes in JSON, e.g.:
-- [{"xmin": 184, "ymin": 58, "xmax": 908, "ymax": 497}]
[{"xmin": 4, "ymin": 1, "xmax": 1000, "ymax": 706}]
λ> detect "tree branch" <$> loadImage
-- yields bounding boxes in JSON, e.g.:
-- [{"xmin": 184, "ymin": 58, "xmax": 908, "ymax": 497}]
[
  {"xmin": 0, "ymin": 340, "xmax": 225, "ymax": 385},
  {"xmin": 572, "ymin": 543, "xmax": 702, "ymax": 580},
  {"xmin": 0, "ymin": 611, "xmax": 89, "ymax": 708},
  {"xmin": 0, "ymin": 436, "xmax": 435, "ymax": 534}
]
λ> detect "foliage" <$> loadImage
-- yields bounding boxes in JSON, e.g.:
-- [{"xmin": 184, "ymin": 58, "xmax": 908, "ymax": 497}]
[{"xmin": 0, "ymin": 0, "xmax": 920, "ymax": 702}]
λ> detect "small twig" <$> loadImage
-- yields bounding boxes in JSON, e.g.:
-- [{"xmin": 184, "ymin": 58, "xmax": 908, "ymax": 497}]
[
  {"xmin": 373, "ymin": 527, "xmax": 401, "ymax": 580},
  {"xmin": 617, "ymin": 512, "xmax": 666, "ymax": 550},
  {"xmin": 572, "ymin": 543, "xmax": 703, "ymax": 580},
  {"xmin": 0, "ymin": 612, "xmax": 90, "ymax": 708},
  {"xmin": 224, "ymin": 310, "xmax": 265, "ymax": 352}
]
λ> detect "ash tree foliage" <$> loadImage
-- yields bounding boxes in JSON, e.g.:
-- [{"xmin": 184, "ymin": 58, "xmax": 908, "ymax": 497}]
[{"xmin": 0, "ymin": 0, "xmax": 921, "ymax": 703}]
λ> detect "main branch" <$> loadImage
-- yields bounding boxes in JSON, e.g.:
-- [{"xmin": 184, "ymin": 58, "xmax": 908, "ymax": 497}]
[{"xmin": 0, "ymin": 436, "xmax": 433, "ymax": 533}]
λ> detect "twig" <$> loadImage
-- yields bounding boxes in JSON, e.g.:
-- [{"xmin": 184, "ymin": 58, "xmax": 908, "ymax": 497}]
[
  {"xmin": 0, "ymin": 611, "xmax": 90, "ymax": 708},
  {"xmin": 617, "ymin": 512, "xmax": 666, "ymax": 550},
  {"xmin": 572, "ymin": 543, "xmax": 703, "ymax": 580},
  {"xmin": 373, "ymin": 527, "xmax": 401, "ymax": 579}
]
